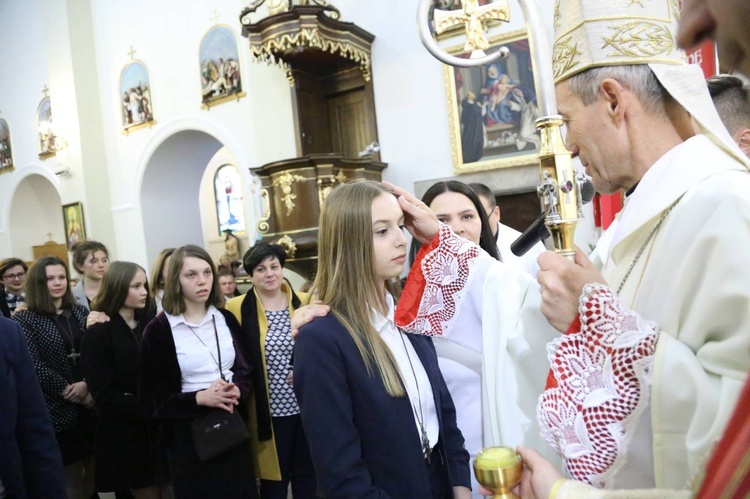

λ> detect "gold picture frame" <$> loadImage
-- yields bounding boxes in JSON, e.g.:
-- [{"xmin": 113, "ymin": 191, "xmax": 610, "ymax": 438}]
[
  {"xmin": 444, "ymin": 29, "xmax": 540, "ymax": 174},
  {"xmin": 62, "ymin": 202, "xmax": 86, "ymax": 250}
]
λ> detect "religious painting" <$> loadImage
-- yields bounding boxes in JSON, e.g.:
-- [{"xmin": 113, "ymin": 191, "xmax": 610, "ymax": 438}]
[
  {"xmin": 214, "ymin": 164, "xmax": 246, "ymax": 236},
  {"xmin": 444, "ymin": 29, "xmax": 540, "ymax": 174},
  {"xmin": 199, "ymin": 26, "xmax": 245, "ymax": 109},
  {"xmin": 429, "ymin": 0, "xmax": 493, "ymax": 39},
  {"xmin": 119, "ymin": 60, "xmax": 156, "ymax": 133},
  {"xmin": 62, "ymin": 202, "xmax": 86, "ymax": 250},
  {"xmin": 37, "ymin": 96, "xmax": 57, "ymax": 158},
  {"xmin": 0, "ymin": 119, "xmax": 13, "ymax": 172}
]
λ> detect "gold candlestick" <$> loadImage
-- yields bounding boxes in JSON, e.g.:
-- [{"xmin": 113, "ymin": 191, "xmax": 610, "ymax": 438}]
[{"xmin": 473, "ymin": 446, "xmax": 523, "ymax": 499}]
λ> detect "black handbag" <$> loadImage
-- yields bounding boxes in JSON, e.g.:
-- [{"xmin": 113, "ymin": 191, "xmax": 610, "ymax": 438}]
[{"xmin": 189, "ymin": 316, "xmax": 249, "ymax": 461}]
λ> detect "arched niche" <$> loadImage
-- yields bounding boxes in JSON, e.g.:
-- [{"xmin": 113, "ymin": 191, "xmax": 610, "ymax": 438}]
[
  {"xmin": 139, "ymin": 130, "xmax": 224, "ymax": 263},
  {"xmin": 9, "ymin": 174, "xmax": 64, "ymax": 260}
]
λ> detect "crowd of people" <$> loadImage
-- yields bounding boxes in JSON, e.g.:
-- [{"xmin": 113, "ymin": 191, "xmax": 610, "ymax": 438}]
[{"xmin": 2, "ymin": 0, "xmax": 750, "ymax": 497}]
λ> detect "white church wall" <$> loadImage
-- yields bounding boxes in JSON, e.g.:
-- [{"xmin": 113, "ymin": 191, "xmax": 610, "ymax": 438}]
[{"xmin": 9, "ymin": 174, "xmax": 65, "ymax": 262}]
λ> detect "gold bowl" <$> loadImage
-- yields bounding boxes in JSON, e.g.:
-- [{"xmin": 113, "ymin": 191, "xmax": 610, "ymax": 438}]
[{"xmin": 472, "ymin": 446, "xmax": 523, "ymax": 499}]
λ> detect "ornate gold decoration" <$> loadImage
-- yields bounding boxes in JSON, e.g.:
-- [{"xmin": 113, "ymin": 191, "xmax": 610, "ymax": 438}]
[
  {"xmin": 602, "ymin": 21, "xmax": 674, "ymax": 58},
  {"xmin": 257, "ymin": 188, "xmax": 271, "ymax": 233},
  {"xmin": 627, "ymin": 0, "xmax": 645, "ymax": 7},
  {"xmin": 334, "ymin": 169, "xmax": 347, "ymax": 183},
  {"xmin": 276, "ymin": 234, "xmax": 297, "ymax": 258},
  {"xmin": 553, "ymin": 36, "xmax": 582, "ymax": 80},
  {"xmin": 434, "ymin": 0, "xmax": 511, "ymax": 54},
  {"xmin": 553, "ymin": 0, "xmax": 561, "ymax": 30},
  {"xmin": 272, "ymin": 172, "xmax": 307, "ymax": 215},
  {"xmin": 241, "ymin": 5, "xmax": 371, "ymax": 87},
  {"xmin": 200, "ymin": 91, "xmax": 247, "ymax": 110},
  {"xmin": 670, "ymin": 0, "xmax": 681, "ymax": 21}
]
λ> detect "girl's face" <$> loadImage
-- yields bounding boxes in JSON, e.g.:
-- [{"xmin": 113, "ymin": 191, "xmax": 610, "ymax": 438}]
[
  {"xmin": 371, "ymin": 193, "xmax": 408, "ymax": 282},
  {"xmin": 219, "ymin": 274, "xmax": 238, "ymax": 297},
  {"xmin": 429, "ymin": 191, "xmax": 482, "ymax": 245},
  {"xmin": 46, "ymin": 264, "xmax": 68, "ymax": 300},
  {"xmin": 123, "ymin": 269, "xmax": 149, "ymax": 311},
  {"xmin": 179, "ymin": 257, "xmax": 213, "ymax": 306},
  {"xmin": 81, "ymin": 250, "xmax": 110, "ymax": 281},
  {"xmin": 251, "ymin": 256, "xmax": 283, "ymax": 294}
]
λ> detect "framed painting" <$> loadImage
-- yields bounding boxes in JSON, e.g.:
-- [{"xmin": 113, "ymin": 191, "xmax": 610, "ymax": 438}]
[
  {"xmin": 444, "ymin": 29, "xmax": 540, "ymax": 174},
  {"xmin": 199, "ymin": 25, "xmax": 246, "ymax": 109},
  {"xmin": 37, "ymin": 96, "xmax": 57, "ymax": 159},
  {"xmin": 120, "ymin": 60, "xmax": 156, "ymax": 134},
  {"xmin": 62, "ymin": 202, "xmax": 86, "ymax": 250},
  {"xmin": 0, "ymin": 118, "xmax": 13, "ymax": 173}
]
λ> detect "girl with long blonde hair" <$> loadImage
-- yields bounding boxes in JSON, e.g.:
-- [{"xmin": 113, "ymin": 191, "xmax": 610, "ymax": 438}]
[{"xmin": 293, "ymin": 181, "xmax": 471, "ymax": 498}]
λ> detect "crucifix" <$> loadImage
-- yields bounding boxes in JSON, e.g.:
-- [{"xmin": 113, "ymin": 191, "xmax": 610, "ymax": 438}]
[
  {"xmin": 42, "ymin": 85, "xmax": 49, "ymax": 97},
  {"xmin": 210, "ymin": 9, "xmax": 221, "ymax": 24},
  {"xmin": 128, "ymin": 46, "xmax": 136, "ymax": 60},
  {"xmin": 433, "ymin": 0, "xmax": 510, "ymax": 56}
]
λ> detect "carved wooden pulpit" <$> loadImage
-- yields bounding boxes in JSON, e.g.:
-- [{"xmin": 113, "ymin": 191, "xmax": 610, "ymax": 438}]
[
  {"xmin": 251, "ymin": 154, "xmax": 385, "ymax": 278},
  {"xmin": 241, "ymin": 2, "xmax": 386, "ymax": 278}
]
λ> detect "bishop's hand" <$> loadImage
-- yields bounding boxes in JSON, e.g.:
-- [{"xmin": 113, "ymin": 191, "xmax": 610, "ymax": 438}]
[
  {"xmin": 382, "ymin": 182, "xmax": 439, "ymax": 245},
  {"xmin": 537, "ymin": 247, "xmax": 606, "ymax": 333}
]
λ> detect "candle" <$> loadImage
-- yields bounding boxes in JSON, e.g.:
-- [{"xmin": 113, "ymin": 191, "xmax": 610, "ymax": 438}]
[{"xmin": 475, "ymin": 447, "xmax": 519, "ymax": 469}]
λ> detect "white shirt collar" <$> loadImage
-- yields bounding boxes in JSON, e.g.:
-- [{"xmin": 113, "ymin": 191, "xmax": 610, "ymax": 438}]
[
  {"xmin": 167, "ymin": 305, "xmax": 219, "ymax": 328},
  {"xmin": 370, "ymin": 293, "xmax": 396, "ymax": 332}
]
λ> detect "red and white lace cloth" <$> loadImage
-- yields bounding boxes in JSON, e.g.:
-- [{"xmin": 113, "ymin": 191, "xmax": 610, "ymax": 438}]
[
  {"xmin": 538, "ymin": 283, "xmax": 660, "ymax": 488},
  {"xmin": 395, "ymin": 224, "xmax": 480, "ymax": 336}
]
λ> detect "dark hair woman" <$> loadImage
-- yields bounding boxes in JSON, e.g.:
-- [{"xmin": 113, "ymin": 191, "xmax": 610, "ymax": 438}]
[
  {"xmin": 225, "ymin": 243, "xmax": 316, "ymax": 498},
  {"xmin": 0, "ymin": 257, "xmax": 28, "ymax": 317},
  {"xmin": 139, "ymin": 245, "xmax": 258, "ymax": 499},
  {"xmin": 408, "ymin": 180, "xmax": 500, "ymax": 265},
  {"xmin": 81, "ymin": 261, "xmax": 171, "ymax": 498},
  {"xmin": 71, "ymin": 240, "xmax": 110, "ymax": 310},
  {"xmin": 13, "ymin": 256, "xmax": 95, "ymax": 498},
  {"xmin": 293, "ymin": 181, "xmax": 471, "ymax": 498}
]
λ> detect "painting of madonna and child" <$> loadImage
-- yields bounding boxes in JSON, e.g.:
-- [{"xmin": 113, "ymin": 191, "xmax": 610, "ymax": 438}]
[{"xmin": 446, "ymin": 34, "xmax": 540, "ymax": 172}]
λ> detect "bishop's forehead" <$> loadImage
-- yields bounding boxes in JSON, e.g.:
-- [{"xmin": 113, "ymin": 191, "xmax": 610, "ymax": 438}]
[{"xmin": 552, "ymin": 0, "xmax": 685, "ymax": 83}]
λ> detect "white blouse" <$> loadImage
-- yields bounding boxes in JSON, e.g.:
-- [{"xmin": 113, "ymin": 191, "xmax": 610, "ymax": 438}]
[
  {"xmin": 167, "ymin": 306, "xmax": 236, "ymax": 393},
  {"xmin": 372, "ymin": 294, "xmax": 439, "ymax": 451}
]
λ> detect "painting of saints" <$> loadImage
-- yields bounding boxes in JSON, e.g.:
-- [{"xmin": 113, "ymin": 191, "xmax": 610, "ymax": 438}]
[
  {"xmin": 199, "ymin": 26, "xmax": 243, "ymax": 105},
  {"xmin": 119, "ymin": 61, "xmax": 155, "ymax": 130},
  {"xmin": 0, "ymin": 119, "xmax": 13, "ymax": 170}
]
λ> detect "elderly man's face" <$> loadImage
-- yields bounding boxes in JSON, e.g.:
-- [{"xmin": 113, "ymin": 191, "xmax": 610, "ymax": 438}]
[
  {"xmin": 556, "ymin": 81, "xmax": 628, "ymax": 194},
  {"xmin": 677, "ymin": 0, "xmax": 750, "ymax": 77}
]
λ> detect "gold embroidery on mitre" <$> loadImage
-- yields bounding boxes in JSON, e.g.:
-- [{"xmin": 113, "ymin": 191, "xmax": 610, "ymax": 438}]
[
  {"xmin": 601, "ymin": 21, "xmax": 674, "ymax": 58},
  {"xmin": 553, "ymin": 0, "xmax": 561, "ymax": 29},
  {"xmin": 553, "ymin": 36, "xmax": 582, "ymax": 79},
  {"xmin": 670, "ymin": 0, "xmax": 681, "ymax": 21}
]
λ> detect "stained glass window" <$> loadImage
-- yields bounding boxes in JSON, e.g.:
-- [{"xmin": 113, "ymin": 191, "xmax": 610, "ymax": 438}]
[{"xmin": 214, "ymin": 164, "xmax": 246, "ymax": 235}]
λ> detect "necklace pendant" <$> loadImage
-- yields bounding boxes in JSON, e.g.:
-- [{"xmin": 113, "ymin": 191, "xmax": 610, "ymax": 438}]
[
  {"xmin": 68, "ymin": 350, "xmax": 80, "ymax": 366},
  {"xmin": 421, "ymin": 426, "xmax": 432, "ymax": 462}
]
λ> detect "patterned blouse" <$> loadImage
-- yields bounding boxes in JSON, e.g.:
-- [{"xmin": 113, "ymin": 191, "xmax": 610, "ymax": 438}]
[{"xmin": 264, "ymin": 308, "xmax": 300, "ymax": 417}]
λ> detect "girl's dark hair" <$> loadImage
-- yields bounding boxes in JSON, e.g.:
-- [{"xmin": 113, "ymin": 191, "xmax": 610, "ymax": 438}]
[
  {"xmin": 242, "ymin": 243, "xmax": 287, "ymax": 274},
  {"xmin": 0, "ymin": 258, "xmax": 28, "ymax": 278},
  {"xmin": 91, "ymin": 261, "xmax": 154, "ymax": 320},
  {"xmin": 408, "ymin": 180, "xmax": 500, "ymax": 265},
  {"xmin": 71, "ymin": 240, "xmax": 109, "ymax": 274},
  {"xmin": 162, "ymin": 245, "xmax": 224, "ymax": 315},
  {"xmin": 25, "ymin": 256, "xmax": 77, "ymax": 315}
]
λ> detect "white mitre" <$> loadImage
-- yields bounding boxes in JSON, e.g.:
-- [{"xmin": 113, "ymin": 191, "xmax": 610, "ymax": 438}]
[{"xmin": 552, "ymin": 0, "xmax": 749, "ymax": 168}]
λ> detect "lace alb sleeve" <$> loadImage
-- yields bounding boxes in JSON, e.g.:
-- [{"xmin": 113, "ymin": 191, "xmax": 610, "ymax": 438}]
[
  {"xmin": 538, "ymin": 283, "xmax": 660, "ymax": 488},
  {"xmin": 395, "ymin": 224, "xmax": 481, "ymax": 336}
]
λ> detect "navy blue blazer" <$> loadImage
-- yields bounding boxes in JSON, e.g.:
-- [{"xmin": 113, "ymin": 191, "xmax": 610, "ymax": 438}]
[
  {"xmin": 0, "ymin": 317, "xmax": 67, "ymax": 498},
  {"xmin": 293, "ymin": 315, "xmax": 471, "ymax": 499}
]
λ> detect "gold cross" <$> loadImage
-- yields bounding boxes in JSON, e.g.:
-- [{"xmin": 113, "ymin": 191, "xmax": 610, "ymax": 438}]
[
  {"xmin": 47, "ymin": 232, "xmax": 54, "ymax": 241},
  {"xmin": 42, "ymin": 85, "xmax": 49, "ymax": 97},
  {"xmin": 210, "ymin": 9, "xmax": 220, "ymax": 24},
  {"xmin": 128, "ymin": 46, "xmax": 136, "ymax": 60},
  {"xmin": 434, "ymin": 0, "xmax": 511, "ymax": 54}
]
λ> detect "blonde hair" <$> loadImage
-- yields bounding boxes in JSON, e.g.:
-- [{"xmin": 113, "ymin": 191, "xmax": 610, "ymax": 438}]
[
  {"xmin": 149, "ymin": 248, "xmax": 174, "ymax": 297},
  {"xmin": 312, "ymin": 181, "xmax": 405, "ymax": 397}
]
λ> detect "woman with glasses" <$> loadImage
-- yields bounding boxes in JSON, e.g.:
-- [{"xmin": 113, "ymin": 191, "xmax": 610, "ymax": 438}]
[{"xmin": 0, "ymin": 258, "xmax": 28, "ymax": 317}]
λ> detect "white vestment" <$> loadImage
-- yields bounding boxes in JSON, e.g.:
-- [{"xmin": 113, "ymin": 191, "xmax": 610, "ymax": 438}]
[
  {"xmin": 495, "ymin": 222, "xmax": 545, "ymax": 277},
  {"xmin": 397, "ymin": 134, "xmax": 750, "ymax": 490}
]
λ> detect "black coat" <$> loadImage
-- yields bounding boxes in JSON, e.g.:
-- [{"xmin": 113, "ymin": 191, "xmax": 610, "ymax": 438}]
[
  {"xmin": 0, "ymin": 317, "xmax": 67, "ymax": 499},
  {"xmin": 81, "ymin": 313, "xmax": 167, "ymax": 491},
  {"xmin": 293, "ymin": 315, "xmax": 471, "ymax": 499},
  {"xmin": 13, "ymin": 305, "xmax": 90, "ymax": 433}
]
